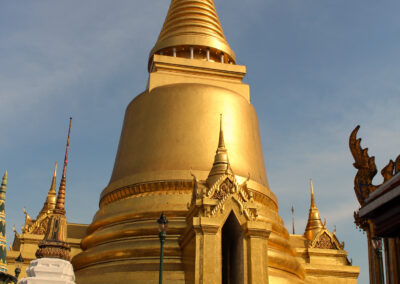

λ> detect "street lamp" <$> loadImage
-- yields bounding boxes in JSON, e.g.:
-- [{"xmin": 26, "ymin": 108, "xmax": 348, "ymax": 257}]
[
  {"xmin": 157, "ymin": 212, "xmax": 168, "ymax": 284},
  {"xmin": 371, "ymin": 237, "xmax": 384, "ymax": 284},
  {"xmin": 14, "ymin": 253, "xmax": 24, "ymax": 283}
]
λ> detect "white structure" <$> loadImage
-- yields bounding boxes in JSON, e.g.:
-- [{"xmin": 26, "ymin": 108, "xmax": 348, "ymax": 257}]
[{"xmin": 18, "ymin": 258, "xmax": 75, "ymax": 284}]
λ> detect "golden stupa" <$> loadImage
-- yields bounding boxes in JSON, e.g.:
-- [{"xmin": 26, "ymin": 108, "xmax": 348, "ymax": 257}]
[{"xmin": 70, "ymin": 0, "xmax": 359, "ymax": 283}]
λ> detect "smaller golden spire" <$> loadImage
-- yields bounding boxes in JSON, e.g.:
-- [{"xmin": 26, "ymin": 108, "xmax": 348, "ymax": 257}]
[
  {"xmin": 38, "ymin": 163, "xmax": 58, "ymax": 217},
  {"xmin": 304, "ymin": 179, "xmax": 324, "ymax": 241},
  {"xmin": 55, "ymin": 117, "xmax": 72, "ymax": 215},
  {"xmin": 206, "ymin": 114, "xmax": 233, "ymax": 186}
]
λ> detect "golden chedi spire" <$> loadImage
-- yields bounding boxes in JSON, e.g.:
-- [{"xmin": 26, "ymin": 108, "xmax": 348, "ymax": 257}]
[
  {"xmin": 38, "ymin": 162, "xmax": 58, "ymax": 217},
  {"xmin": 36, "ymin": 118, "xmax": 72, "ymax": 261},
  {"xmin": 206, "ymin": 114, "xmax": 233, "ymax": 186},
  {"xmin": 149, "ymin": 0, "xmax": 236, "ymax": 70},
  {"xmin": 304, "ymin": 179, "xmax": 324, "ymax": 241},
  {"xmin": 73, "ymin": 0, "xmax": 305, "ymax": 282}
]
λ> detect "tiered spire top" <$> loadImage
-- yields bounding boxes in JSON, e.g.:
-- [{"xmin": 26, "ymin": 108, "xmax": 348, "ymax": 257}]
[
  {"xmin": 149, "ymin": 0, "xmax": 236, "ymax": 68},
  {"xmin": 54, "ymin": 117, "xmax": 72, "ymax": 215},
  {"xmin": 206, "ymin": 115, "xmax": 233, "ymax": 186},
  {"xmin": 304, "ymin": 179, "xmax": 324, "ymax": 241},
  {"xmin": 0, "ymin": 171, "xmax": 7, "ymax": 201}
]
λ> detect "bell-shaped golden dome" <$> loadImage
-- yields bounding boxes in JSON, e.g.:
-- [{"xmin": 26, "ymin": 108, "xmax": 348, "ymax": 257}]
[
  {"xmin": 149, "ymin": 0, "xmax": 236, "ymax": 68},
  {"xmin": 72, "ymin": 1, "xmax": 305, "ymax": 282}
]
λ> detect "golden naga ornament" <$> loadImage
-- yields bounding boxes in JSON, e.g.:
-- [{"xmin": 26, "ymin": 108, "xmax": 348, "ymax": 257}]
[{"xmin": 349, "ymin": 125, "xmax": 400, "ymax": 206}]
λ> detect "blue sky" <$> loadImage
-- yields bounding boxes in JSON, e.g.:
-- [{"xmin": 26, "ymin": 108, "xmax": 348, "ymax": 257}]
[{"xmin": 1, "ymin": 1, "xmax": 400, "ymax": 282}]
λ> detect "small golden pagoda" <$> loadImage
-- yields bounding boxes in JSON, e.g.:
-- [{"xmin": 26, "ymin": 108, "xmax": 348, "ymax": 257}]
[{"xmin": 290, "ymin": 180, "xmax": 359, "ymax": 283}]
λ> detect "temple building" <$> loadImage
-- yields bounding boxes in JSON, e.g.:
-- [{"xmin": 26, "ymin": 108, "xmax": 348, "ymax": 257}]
[
  {"xmin": 350, "ymin": 125, "xmax": 400, "ymax": 284},
  {"xmin": 6, "ymin": 0, "xmax": 360, "ymax": 283}
]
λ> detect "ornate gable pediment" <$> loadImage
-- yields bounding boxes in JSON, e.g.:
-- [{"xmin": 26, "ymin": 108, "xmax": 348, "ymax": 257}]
[
  {"xmin": 189, "ymin": 172, "xmax": 258, "ymax": 221},
  {"xmin": 22, "ymin": 209, "xmax": 51, "ymax": 235},
  {"xmin": 310, "ymin": 229, "xmax": 344, "ymax": 250}
]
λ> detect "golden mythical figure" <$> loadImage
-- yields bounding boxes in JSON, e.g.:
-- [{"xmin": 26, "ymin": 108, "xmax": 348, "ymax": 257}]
[{"xmin": 349, "ymin": 125, "xmax": 400, "ymax": 206}]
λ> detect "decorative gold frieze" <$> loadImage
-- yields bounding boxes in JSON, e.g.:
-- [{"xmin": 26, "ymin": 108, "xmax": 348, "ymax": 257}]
[{"xmin": 99, "ymin": 180, "xmax": 193, "ymax": 207}]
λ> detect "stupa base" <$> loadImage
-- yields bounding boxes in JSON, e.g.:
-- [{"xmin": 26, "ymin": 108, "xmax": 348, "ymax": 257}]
[{"xmin": 19, "ymin": 258, "xmax": 75, "ymax": 284}]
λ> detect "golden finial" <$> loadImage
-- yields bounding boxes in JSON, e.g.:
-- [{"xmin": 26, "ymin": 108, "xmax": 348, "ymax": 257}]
[
  {"xmin": 304, "ymin": 178, "xmax": 324, "ymax": 241},
  {"xmin": 49, "ymin": 162, "xmax": 58, "ymax": 197},
  {"xmin": 291, "ymin": 204, "xmax": 295, "ymax": 234},
  {"xmin": 51, "ymin": 162, "xmax": 57, "ymax": 191},
  {"xmin": 149, "ymin": 0, "xmax": 236, "ymax": 70},
  {"xmin": 37, "ymin": 162, "xmax": 58, "ymax": 217},
  {"xmin": 310, "ymin": 178, "xmax": 316, "ymax": 208},
  {"xmin": 1, "ymin": 171, "xmax": 7, "ymax": 189}
]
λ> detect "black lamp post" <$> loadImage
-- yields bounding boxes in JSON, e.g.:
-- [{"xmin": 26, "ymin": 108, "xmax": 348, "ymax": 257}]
[
  {"xmin": 157, "ymin": 212, "xmax": 168, "ymax": 284},
  {"xmin": 14, "ymin": 253, "xmax": 23, "ymax": 283},
  {"xmin": 371, "ymin": 237, "xmax": 384, "ymax": 284}
]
